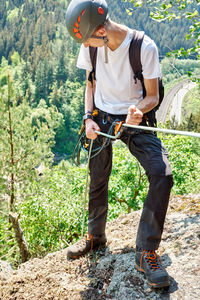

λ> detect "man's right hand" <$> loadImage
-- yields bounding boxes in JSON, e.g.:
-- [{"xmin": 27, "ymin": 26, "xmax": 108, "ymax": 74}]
[{"xmin": 85, "ymin": 119, "xmax": 100, "ymax": 140}]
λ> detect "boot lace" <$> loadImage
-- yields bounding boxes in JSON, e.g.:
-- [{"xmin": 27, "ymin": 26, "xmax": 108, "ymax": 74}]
[
  {"xmin": 76, "ymin": 234, "xmax": 94, "ymax": 251},
  {"xmin": 141, "ymin": 250, "xmax": 162, "ymax": 271}
]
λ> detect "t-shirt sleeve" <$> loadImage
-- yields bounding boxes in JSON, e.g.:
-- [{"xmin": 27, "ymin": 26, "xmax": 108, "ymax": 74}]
[
  {"xmin": 76, "ymin": 44, "xmax": 92, "ymax": 71},
  {"xmin": 141, "ymin": 35, "xmax": 161, "ymax": 79}
]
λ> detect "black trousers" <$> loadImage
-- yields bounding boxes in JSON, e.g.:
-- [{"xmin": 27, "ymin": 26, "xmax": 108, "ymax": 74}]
[{"xmin": 88, "ymin": 110, "xmax": 173, "ymax": 250}]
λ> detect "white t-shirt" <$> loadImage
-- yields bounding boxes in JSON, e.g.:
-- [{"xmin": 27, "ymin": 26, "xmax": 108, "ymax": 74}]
[{"xmin": 77, "ymin": 28, "xmax": 161, "ymax": 115}]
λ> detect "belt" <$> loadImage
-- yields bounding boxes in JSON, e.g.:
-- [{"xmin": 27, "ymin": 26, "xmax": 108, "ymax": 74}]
[
  {"xmin": 96, "ymin": 108, "xmax": 150, "ymax": 134},
  {"xmin": 96, "ymin": 108, "xmax": 127, "ymax": 124}
]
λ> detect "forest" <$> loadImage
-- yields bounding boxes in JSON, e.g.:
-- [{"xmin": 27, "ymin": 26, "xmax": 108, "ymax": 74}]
[
  {"xmin": 0, "ymin": 0, "xmax": 200, "ymax": 265},
  {"xmin": 0, "ymin": 0, "xmax": 199, "ymax": 155}
]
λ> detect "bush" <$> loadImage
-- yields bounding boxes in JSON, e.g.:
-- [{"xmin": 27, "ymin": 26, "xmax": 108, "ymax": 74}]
[
  {"xmin": 15, "ymin": 165, "xmax": 86, "ymax": 257},
  {"xmin": 159, "ymin": 132, "xmax": 200, "ymax": 195},
  {"xmin": 109, "ymin": 141, "xmax": 148, "ymax": 213}
]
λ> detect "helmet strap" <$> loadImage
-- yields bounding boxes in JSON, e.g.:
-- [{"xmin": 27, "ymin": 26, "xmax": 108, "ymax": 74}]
[
  {"xmin": 90, "ymin": 35, "xmax": 109, "ymax": 64},
  {"xmin": 103, "ymin": 36, "xmax": 108, "ymax": 64}
]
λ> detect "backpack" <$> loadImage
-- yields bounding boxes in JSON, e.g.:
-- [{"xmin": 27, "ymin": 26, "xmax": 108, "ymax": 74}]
[{"xmin": 88, "ymin": 30, "xmax": 164, "ymax": 127}]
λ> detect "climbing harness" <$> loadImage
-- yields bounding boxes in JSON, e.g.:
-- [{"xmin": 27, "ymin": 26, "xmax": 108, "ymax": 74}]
[
  {"xmin": 79, "ymin": 113, "xmax": 200, "ymax": 235},
  {"xmin": 74, "ymin": 114, "xmax": 200, "ymax": 166},
  {"xmin": 73, "ymin": 111, "xmax": 124, "ymax": 165}
]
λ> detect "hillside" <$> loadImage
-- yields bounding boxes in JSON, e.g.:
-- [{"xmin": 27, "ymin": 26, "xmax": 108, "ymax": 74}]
[
  {"xmin": 0, "ymin": 0, "xmax": 199, "ymax": 155},
  {"xmin": 1, "ymin": 194, "xmax": 199, "ymax": 299},
  {"xmin": 0, "ymin": 0, "xmax": 195, "ymax": 63}
]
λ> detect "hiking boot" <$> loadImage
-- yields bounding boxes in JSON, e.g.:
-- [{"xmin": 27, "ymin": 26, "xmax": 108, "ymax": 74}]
[
  {"xmin": 135, "ymin": 249, "xmax": 170, "ymax": 288},
  {"xmin": 67, "ymin": 233, "xmax": 107, "ymax": 259}
]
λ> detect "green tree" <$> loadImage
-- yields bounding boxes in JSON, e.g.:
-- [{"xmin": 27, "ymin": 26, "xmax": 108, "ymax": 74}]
[
  {"xmin": 35, "ymin": 59, "xmax": 53, "ymax": 104},
  {"xmin": 126, "ymin": 0, "xmax": 200, "ymax": 83},
  {"xmin": 48, "ymin": 80, "xmax": 85, "ymax": 154},
  {"xmin": 0, "ymin": 73, "xmax": 55, "ymax": 262},
  {"xmin": 56, "ymin": 44, "xmax": 68, "ymax": 87},
  {"xmin": 60, "ymin": 80, "xmax": 85, "ymax": 154},
  {"xmin": 0, "ymin": 1, "xmax": 7, "ymax": 28}
]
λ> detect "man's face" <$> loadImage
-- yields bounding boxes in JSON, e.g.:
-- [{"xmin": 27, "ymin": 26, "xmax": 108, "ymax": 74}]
[
  {"xmin": 83, "ymin": 36, "xmax": 104, "ymax": 48},
  {"xmin": 83, "ymin": 26, "xmax": 106, "ymax": 48}
]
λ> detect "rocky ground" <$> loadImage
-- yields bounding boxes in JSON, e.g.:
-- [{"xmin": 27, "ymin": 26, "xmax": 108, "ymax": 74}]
[{"xmin": 0, "ymin": 194, "xmax": 200, "ymax": 300}]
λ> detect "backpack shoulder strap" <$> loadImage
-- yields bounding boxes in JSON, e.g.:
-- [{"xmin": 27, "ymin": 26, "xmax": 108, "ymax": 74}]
[
  {"xmin": 129, "ymin": 30, "xmax": 145, "ymax": 83},
  {"xmin": 129, "ymin": 30, "xmax": 159, "ymax": 128},
  {"xmin": 88, "ymin": 46, "xmax": 97, "ymax": 84}
]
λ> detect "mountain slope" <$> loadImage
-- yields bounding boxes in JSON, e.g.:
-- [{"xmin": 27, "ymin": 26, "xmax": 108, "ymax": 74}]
[
  {"xmin": 1, "ymin": 194, "xmax": 199, "ymax": 299},
  {"xmin": 0, "ymin": 0, "xmax": 196, "ymax": 64}
]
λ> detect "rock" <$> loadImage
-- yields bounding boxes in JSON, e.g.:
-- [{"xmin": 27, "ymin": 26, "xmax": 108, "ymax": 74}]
[
  {"xmin": 0, "ymin": 260, "xmax": 13, "ymax": 279},
  {"xmin": 0, "ymin": 194, "xmax": 200, "ymax": 299}
]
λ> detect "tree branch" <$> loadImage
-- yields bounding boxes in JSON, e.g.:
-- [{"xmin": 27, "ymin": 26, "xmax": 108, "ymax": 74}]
[
  {"xmin": 7, "ymin": 73, "xmax": 15, "ymax": 211},
  {"xmin": 9, "ymin": 211, "xmax": 30, "ymax": 263}
]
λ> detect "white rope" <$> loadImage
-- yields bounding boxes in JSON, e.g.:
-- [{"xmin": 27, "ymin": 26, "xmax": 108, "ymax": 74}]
[
  {"xmin": 95, "ymin": 130, "xmax": 121, "ymax": 139},
  {"xmin": 122, "ymin": 124, "xmax": 200, "ymax": 138},
  {"xmin": 95, "ymin": 125, "xmax": 200, "ymax": 139}
]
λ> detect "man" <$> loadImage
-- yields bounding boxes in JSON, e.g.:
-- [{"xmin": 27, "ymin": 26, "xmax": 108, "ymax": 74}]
[{"xmin": 65, "ymin": 0, "xmax": 173, "ymax": 288}]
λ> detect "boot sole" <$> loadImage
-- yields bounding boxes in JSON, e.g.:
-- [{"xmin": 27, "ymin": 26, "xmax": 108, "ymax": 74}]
[
  {"xmin": 135, "ymin": 263, "xmax": 170, "ymax": 289},
  {"xmin": 67, "ymin": 243, "xmax": 106, "ymax": 260}
]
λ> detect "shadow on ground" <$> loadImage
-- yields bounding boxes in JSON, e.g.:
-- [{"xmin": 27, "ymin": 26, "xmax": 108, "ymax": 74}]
[{"xmin": 80, "ymin": 246, "xmax": 178, "ymax": 299}]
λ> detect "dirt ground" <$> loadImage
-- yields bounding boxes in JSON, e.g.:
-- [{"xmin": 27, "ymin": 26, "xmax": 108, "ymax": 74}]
[{"xmin": 0, "ymin": 194, "xmax": 200, "ymax": 300}]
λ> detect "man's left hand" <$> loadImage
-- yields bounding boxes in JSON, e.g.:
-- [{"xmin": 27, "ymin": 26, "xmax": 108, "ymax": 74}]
[{"xmin": 126, "ymin": 105, "xmax": 143, "ymax": 125}]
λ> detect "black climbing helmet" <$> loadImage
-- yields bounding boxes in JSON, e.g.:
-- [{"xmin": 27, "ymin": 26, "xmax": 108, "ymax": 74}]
[{"xmin": 65, "ymin": 0, "xmax": 108, "ymax": 43}]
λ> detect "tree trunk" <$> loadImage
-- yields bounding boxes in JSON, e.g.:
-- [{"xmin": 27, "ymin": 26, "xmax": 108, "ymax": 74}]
[{"xmin": 9, "ymin": 212, "xmax": 30, "ymax": 262}]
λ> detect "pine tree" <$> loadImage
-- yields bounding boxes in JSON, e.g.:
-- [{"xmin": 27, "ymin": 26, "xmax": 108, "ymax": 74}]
[
  {"xmin": 35, "ymin": 60, "xmax": 45, "ymax": 103},
  {"xmin": 0, "ymin": 72, "xmax": 55, "ymax": 262},
  {"xmin": 56, "ymin": 44, "xmax": 68, "ymax": 87},
  {"xmin": 0, "ymin": 1, "xmax": 7, "ymax": 28}
]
